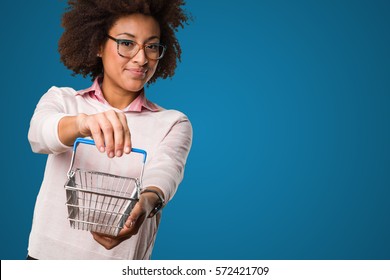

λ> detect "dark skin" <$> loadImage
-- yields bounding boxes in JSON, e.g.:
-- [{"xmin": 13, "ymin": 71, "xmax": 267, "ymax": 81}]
[
  {"xmin": 59, "ymin": 14, "xmax": 165, "ymax": 250},
  {"xmin": 92, "ymin": 187, "xmax": 162, "ymax": 249},
  {"xmin": 59, "ymin": 0, "xmax": 188, "ymax": 85}
]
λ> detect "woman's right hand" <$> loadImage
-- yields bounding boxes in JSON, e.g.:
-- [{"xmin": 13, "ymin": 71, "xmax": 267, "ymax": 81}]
[{"xmin": 59, "ymin": 110, "xmax": 131, "ymax": 158}]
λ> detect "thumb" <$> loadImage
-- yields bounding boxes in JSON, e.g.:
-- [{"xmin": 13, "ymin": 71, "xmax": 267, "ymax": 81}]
[{"xmin": 125, "ymin": 202, "xmax": 142, "ymax": 228}]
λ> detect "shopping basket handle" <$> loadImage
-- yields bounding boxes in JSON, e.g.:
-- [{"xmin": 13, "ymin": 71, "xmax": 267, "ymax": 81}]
[{"xmin": 73, "ymin": 137, "xmax": 147, "ymax": 163}]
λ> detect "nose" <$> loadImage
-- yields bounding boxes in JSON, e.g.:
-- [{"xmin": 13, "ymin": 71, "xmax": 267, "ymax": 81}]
[{"xmin": 132, "ymin": 47, "xmax": 148, "ymax": 66}]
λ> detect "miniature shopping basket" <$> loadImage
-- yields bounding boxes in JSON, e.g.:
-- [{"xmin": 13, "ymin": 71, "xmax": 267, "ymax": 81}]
[{"xmin": 64, "ymin": 138, "xmax": 147, "ymax": 237}]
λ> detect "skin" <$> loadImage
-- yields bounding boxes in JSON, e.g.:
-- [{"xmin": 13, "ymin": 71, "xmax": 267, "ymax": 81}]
[{"xmin": 58, "ymin": 14, "xmax": 165, "ymax": 250}]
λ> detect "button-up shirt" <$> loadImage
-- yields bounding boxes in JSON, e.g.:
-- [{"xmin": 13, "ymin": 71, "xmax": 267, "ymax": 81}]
[{"xmin": 27, "ymin": 80, "xmax": 192, "ymax": 259}]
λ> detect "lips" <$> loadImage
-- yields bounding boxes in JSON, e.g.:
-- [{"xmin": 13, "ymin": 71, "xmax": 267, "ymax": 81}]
[{"xmin": 125, "ymin": 68, "xmax": 147, "ymax": 78}]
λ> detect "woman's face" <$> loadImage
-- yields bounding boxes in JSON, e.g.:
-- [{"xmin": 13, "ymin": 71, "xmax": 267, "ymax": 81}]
[{"xmin": 100, "ymin": 14, "xmax": 161, "ymax": 95}]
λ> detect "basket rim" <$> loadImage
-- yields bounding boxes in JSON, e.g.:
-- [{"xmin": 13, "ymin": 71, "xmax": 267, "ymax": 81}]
[
  {"xmin": 64, "ymin": 186, "xmax": 139, "ymax": 200},
  {"xmin": 72, "ymin": 168, "xmax": 139, "ymax": 180}
]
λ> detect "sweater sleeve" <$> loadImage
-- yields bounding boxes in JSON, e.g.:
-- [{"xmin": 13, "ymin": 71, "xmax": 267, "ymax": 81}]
[
  {"xmin": 28, "ymin": 86, "xmax": 75, "ymax": 155},
  {"xmin": 141, "ymin": 114, "xmax": 193, "ymax": 203}
]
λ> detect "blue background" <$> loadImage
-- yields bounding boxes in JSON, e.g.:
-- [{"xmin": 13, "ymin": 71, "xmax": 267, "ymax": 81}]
[{"xmin": 0, "ymin": 0, "xmax": 389, "ymax": 259}]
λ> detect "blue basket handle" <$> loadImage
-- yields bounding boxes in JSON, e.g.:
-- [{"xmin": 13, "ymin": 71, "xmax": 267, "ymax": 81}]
[
  {"xmin": 67, "ymin": 137, "xmax": 147, "ymax": 178},
  {"xmin": 73, "ymin": 137, "xmax": 147, "ymax": 163}
]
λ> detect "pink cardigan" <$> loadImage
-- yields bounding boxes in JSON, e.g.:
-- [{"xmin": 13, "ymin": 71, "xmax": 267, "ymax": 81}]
[{"xmin": 27, "ymin": 83, "xmax": 192, "ymax": 259}]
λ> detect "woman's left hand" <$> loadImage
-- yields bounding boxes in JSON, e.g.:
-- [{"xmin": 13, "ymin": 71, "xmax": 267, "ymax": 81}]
[{"xmin": 91, "ymin": 188, "xmax": 162, "ymax": 250}]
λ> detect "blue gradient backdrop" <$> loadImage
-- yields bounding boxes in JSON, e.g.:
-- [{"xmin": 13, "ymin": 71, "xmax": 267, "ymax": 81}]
[{"xmin": 1, "ymin": 0, "xmax": 389, "ymax": 259}]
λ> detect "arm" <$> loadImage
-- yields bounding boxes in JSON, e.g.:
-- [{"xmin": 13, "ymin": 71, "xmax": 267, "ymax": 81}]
[
  {"xmin": 58, "ymin": 111, "xmax": 132, "ymax": 158},
  {"xmin": 141, "ymin": 117, "xmax": 193, "ymax": 203},
  {"xmin": 92, "ymin": 115, "xmax": 193, "ymax": 249},
  {"xmin": 28, "ymin": 87, "xmax": 131, "ymax": 157},
  {"xmin": 91, "ymin": 186, "xmax": 164, "ymax": 250}
]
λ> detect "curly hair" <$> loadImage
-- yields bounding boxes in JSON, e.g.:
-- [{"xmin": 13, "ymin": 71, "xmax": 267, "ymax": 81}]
[{"xmin": 58, "ymin": 0, "xmax": 190, "ymax": 84}]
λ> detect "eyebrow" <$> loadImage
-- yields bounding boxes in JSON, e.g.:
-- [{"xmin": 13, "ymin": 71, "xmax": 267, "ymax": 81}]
[{"xmin": 116, "ymin": 32, "xmax": 160, "ymax": 42}]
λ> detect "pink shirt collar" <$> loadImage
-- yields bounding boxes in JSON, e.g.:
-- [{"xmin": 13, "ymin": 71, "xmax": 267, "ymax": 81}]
[{"xmin": 76, "ymin": 77, "xmax": 160, "ymax": 112}]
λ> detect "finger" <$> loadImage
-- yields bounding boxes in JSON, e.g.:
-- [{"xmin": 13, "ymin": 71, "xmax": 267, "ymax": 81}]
[
  {"xmin": 117, "ymin": 112, "xmax": 132, "ymax": 154},
  {"xmin": 77, "ymin": 114, "xmax": 105, "ymax": 153},
  {"xmin": 96, "ymin": 112, "xmax": 115, "ymax": 158},
  {"xmin": 106, "ymin": 111, "xmax": 125, "ymax": 157},
  {"xmin": 123, "ymin": 203, "xmax": 146, "ymax": 236},
  {"xmin": 91, "ymin": 232, "xmax": 118, "ymax": 250},
  {"xmin": 87, "ymin": 118, "xmax": 105, "ymax": 153},
  {"xmin": 116, "ymin": 225, "xmax": 133, "ymax": 237},
  {"xmin": 124, "ymin": 202, "xmax": 142, "ymax": 228}
]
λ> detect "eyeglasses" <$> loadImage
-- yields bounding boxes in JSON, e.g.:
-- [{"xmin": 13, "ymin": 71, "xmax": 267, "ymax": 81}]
[{"xmin": 107, "ymin": 35, "xmax": 166, "ymax": 60}]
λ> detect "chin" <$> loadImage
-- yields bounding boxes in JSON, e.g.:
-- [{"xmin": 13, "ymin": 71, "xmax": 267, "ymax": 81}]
[{"xmin": 124, "ymin": 81, "xmax": 145, "ymax": 93}]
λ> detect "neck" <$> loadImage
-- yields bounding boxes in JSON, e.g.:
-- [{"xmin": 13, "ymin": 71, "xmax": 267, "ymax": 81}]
[{"xmin": 101, "ymin": 80, "xmax": 142, "ymax": 110}]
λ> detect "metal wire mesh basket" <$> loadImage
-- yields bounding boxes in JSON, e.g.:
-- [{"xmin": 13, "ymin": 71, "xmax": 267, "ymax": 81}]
[{"xmin": 64, "ymin": 138, "xmax": 147, "ymax": 237}]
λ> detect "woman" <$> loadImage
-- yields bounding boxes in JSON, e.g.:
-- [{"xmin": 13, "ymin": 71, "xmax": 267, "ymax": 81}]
[{"xmin": 27, "ymin": 0, "xmax": 192, "ymax": 259}]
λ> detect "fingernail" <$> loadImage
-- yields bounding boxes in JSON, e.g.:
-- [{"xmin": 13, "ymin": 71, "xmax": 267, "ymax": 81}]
[
  {"xmin": 126, "ymin": 220, "xmax": 134, "ymax": 228},
  {"xmin": 116, "ymin": 150, "xmax": 122, "ymax": 157},
  {"xmin": 99, "ymin": 146, "xmax": 105, "ymax": 153},
  {"xmin": 124, "ymin": 146, "xmax": 131, "ymax": 154},
  {"xmin": 109, "ymin": 151, "xmax": 114, "ymax": 158}
]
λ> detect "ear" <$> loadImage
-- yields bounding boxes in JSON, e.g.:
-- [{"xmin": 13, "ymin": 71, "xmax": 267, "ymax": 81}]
[{"xmin": 97, "ymin": 45, "xmax": 104, "ymax": 57}]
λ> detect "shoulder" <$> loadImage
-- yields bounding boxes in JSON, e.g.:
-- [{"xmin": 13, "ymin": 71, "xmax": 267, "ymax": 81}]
[
  {"xmin": 142, "ymin": 97, "xmax": 190, "ymax": 123},
  {"xmin": 40, "ymin": 86, "xmax": 87, "ymax": 104},
  {"xmin": 46, "ymin": 86, "xmax": 78, "ymax": 96},
  {"xmin": 47, "ymin": 86, "xmax": 77, "ymax": 95},
  {"xmin": 152, "ymin": 108, "xmax": 191, "ymax": 124},
  {"xmin": 40, "ymin": 86, "xmax": 78, "ymax": 101},
  {"xmin": 134, "ymin": 108, "xmax": 192, "ymax": 135},
  {"xmin": 35, "ymin": 86, "xmax": 93, "ymax": 114},
  {"xmin": 153, "ymin": 109, "xmax": 192, "ymax": 136}
]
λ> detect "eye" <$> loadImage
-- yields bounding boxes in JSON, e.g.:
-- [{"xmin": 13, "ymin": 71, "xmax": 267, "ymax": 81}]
[
  {"xmin": 119, "ymin": 40, "xmax": 136, "ymax": 48},
  {"xmin": 145, "ymin": 44, "xmax": 160, "ymax": 52}
]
